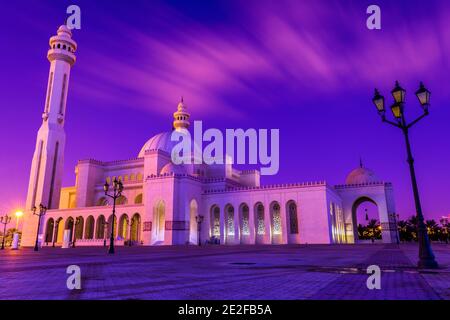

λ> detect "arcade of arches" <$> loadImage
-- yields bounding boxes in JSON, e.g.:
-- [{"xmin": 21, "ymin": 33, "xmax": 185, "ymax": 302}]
[{"xmin": 44, "ymin": 213, "xmax": 142, "ymax": 245}]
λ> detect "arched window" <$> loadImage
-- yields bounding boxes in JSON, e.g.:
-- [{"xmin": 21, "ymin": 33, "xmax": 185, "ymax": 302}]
[
  {"xmin": 288, "ymin": 201, "xmax": 299, "ymax": 234},
  {"xmin": 134, "ymin": 194, "xmax": 143, "ymax": 204},
  {"xmin": 116, "ymin": 195, "xmax": 128, "ymax": 205},
  {"xmin": 96, "ymin": 197, "xmax": 109, "ymax": 206},
  {"xmin": 74, "ymin": 216, "xmax": 84, "ymax": 240},
  {"xmin": 45, "ymin": 218, "xmax": 54, "ymax": 243},
  {"xmin": 270, "ymin": 202, "xmax": 282, "ymax": 235}
]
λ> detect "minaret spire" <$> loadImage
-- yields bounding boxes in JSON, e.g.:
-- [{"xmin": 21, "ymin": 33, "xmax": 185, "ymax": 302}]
[{"xmin": 173, "ymin": 97, "xmax": 190, "ymax": 130}]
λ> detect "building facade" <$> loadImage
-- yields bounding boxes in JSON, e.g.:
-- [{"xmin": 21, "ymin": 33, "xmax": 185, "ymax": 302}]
[{"xmin": 21, "ymin": 25, "xmax": 399, "ymax": 247}]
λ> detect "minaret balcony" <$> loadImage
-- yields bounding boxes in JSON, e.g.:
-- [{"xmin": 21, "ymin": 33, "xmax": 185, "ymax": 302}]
[{"xmin": 42, "ymin": 112, "xmax": 49, "ymax": 121}]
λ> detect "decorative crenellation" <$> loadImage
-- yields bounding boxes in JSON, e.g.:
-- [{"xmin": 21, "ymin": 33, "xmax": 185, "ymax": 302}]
[
  {"xmin": 78, "ymin": 157, "xmax": 143, "ymax": 166},
  {"xmin": 334, "ymin": 181, "xmax": 391, "ymax": 189},
  {"xmin": 203, "ymin": 181, "xmax": 328, "ymax": 194}
]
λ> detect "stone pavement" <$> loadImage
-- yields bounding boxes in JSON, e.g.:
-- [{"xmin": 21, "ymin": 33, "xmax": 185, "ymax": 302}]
[{"xmin": 0, "ymin": 244, "xmax": 448, "ymax": 300}]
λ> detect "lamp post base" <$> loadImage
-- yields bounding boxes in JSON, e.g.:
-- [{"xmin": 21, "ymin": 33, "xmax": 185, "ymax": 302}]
[{"xmin": 418, "ymin": 258, "xmax": 438, "ymax": 269}]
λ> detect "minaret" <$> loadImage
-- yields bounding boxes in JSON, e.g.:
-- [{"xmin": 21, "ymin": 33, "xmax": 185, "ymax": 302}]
[
  {"xmin": 173, "ymin": 97, "xmax": 190, "ymax": 130},
  {"xmin": 21, "ymin": 25, "xmax": 77, "ymax": 246}
]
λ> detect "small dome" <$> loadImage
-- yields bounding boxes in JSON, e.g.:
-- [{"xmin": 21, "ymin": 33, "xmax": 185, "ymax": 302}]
[
  {"xmin": 160, "ymin": 162, "xmax": 187, "ymax": 175},
  {"xmin": 345, "ymin": 167, "xmax": 378, "ymax": 185}
]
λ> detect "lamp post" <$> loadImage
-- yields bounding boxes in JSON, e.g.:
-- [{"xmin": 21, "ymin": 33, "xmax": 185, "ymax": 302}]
[
  {"xmin": 195, "ymin": 215, "xmax": 204, "ymax": 246},
  {"xmin": 0, "ymin": 214, "xmax": 12, "ymax": 249},
  {"xmin": 372, "ymin": 81, "xmax": 438, "ymax": 269},
  {"xmin": 128, "ymin": 218, "xmax": 134, "ymax": 247},
  {"xmin": 32, "ymin": 204, "xmax": 47, "ymax": 252},
  {"xmin": 103, "ymin": 178, "xmax": 123, "ymax": 254}
]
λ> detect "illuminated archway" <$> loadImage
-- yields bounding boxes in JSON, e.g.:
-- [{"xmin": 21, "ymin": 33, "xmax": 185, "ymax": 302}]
[{"xmin": 189, "ymin": 199, "xmax": 198, "ymax": 245}]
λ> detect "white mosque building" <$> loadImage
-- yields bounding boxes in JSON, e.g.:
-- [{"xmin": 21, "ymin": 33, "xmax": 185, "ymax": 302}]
[{"xmin": 21, "ymin": 25, "xmax": 399, "ymax": 247}]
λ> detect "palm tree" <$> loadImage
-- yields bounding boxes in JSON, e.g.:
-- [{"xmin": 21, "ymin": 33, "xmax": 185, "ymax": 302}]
[
  {"xmin": 366, "ymin": 219, "xmax": 381, "ymax": 242},
  {"xmin": 425, "ymin": 220, "xmax": 441, "ymax": 241}
]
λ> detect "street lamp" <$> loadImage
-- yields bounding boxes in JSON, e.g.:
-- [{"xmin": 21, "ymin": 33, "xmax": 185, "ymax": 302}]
[
  {"xmin": 195, "ymin": 215, "xmax": 204, "ymax": 246},
  {"xmin": 372, "ymin": 81, "xmax": 438, "ymax": 269},
  {"xmin": 32, "ymin": 204, "xmax": 47, "ymax": 252},
  {"xmin": 128, "ymin": 218, "xmax": 134, "ymax": 247},
  {"xmin": 0, "ymin": 214, "xmax": 12, "ymax": 250},
  {"xmin": 15, "ymin": 210, "xmax": 23, "ymax": 230},
  {"xmin": 103, "ymin": 178, "xmax": 123, "ymax": 254}
]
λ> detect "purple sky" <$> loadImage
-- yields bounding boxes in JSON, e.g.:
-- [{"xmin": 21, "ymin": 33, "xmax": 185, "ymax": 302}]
[{"xmin": 1, "ymin": 0, "xmax": 450, "ymax": 223}]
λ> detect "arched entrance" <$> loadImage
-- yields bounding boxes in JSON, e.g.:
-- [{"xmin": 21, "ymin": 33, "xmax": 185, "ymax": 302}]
[
  {"xmin": 270, "ymin": 201, "xmax": 282, "ymax": 244},
  {"xmin": 118, "ymin": 214, "xmax": 129, "ymax": 240},
  {"xmin": 65, "ymin": 217, "xmax": 74, "ymax": 242},
  {"xmin": 254, "ymin": 202, "xmax": 265, "ymax": 244},
  {"xmin": 85, "ymin": 215, "xmax": 95, "ymax": 239},
  {"xmin": 210, "ymin": 205, "xmax": 221, "ymax": 241},
  {"xmin": 352, "ymin": 197, "xmax": 382, "ymax": 243},
  {"xmin": 189, "ymin": 199, "xmax": 198, "ymax": 245},
  {"xmin": 130, "ymin": 213, "xmax": 141, "ymax": 243},
  {"xmin": 96, "ymin": 215, "xmax": 106, "ymax": 239},
  {"xmin": 45, "ymin": 218, "xmax": 54, "ymax": 243},
  {"xmin": 56, "ymin": 218, "xmax": 64, "ymax": 243},
  {"xmin": 224, "ymin": 204, "xmax": 235, "ymax": 244},
  {"xmin": 239, "ymin": 203, "xmax": 250, "ymax": 244},
  {"xmin": 74, "ymin": 216, "xmax": 84, "ymax": 240},
  {"xmin": 153, "ymin": 201, "xmax": 165, "ymax": 244}
]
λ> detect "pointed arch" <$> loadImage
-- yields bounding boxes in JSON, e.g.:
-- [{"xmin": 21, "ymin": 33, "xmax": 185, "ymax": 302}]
[
  {"xmin": 153, "ymin": 201, "xmax": 165, "ymax": 244},
  {"xmin": 210, "ymin": 205, "xmax": 221, "ymax": 239},
  {"xmin": 254, "ymin": 202, "xmax": 265, "ymax": 244},
  {"xmin": 118, "ymin": 214, "xmax": 129, "ymax": 239},
  {"xmin": 45, "ymin": 218, "xmax": 54, "ymax": 243},
  {"xmin": 270, "ymin": 201, "xmax": 282, "ymax": 244},
  {"xmin": 134, "ymin": 193, "xmax": 143, "ymax": 204},
  {"xmin": 85, "ymin": 215, "xmax": 95, "ymax": 239},
  {"xmin": 130, "ymin": 213, "xmax": 141, "ymax": 243},
  {"xmin": 74, "ymin": 216, "xmax": 84, "ymax": 240},
  {"xmin": 189, "ymin": 199, "xmax": 198, "ymax": 245},
  {"xmin": 239, "ymin": 203, "xmax": 250, "ymax": 244},
  {"xmin": 96, "ymin": 215, "xmax": 106, "ymax": 239}
]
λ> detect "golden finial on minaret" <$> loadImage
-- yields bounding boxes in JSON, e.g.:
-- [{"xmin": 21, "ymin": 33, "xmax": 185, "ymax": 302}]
[{"xmin": 173, "ymin": 97, "xmax": 190, "ymax": 130}]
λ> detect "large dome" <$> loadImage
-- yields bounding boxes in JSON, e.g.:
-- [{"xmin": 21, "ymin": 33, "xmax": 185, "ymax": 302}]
[
  {"xmin": 138, "ymin": 132, "xmax": 178, "ymax": 157},
  {"xmin": 345, "ymin": 167, "xmax": 378, "ymax": 185}
]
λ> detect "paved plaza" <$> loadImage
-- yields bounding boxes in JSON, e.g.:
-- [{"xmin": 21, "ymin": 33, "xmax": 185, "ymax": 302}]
[{"xmin": 0, "ymin": 244, "xmax": 449, "ymax": 300}]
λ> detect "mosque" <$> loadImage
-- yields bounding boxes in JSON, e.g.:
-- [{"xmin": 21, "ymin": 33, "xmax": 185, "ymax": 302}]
[{"xmin": 20, "ymin": 25, "xmax": 399, "ymax": 247}]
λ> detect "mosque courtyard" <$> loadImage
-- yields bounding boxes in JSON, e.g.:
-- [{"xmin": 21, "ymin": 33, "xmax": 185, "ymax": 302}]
[{"xmin": 0, "ymin": 244, "xmax": 448, "ymax": 300}]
